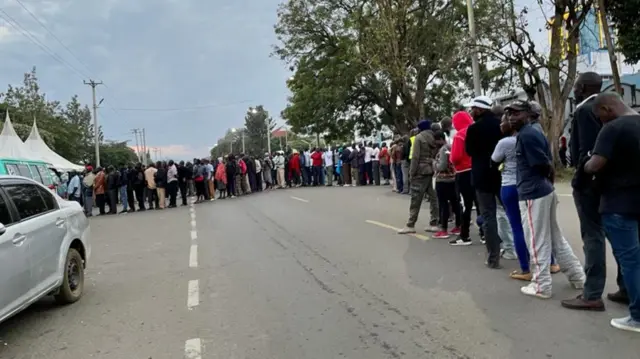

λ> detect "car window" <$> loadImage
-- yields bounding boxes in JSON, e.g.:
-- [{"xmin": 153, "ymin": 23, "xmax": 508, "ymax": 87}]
[
  {"xmin": 36, "ymin": 186, "xmax": 58, "ymax": 211},
  {"xmin": 4, "ymin": 184, "xmax": 49, "ymax": 220},
  {"xmin": 37, "ymin": 166, "xmax": 53, "ymax": 186},
  {"xmin": 5, "ymin": 164, "xmax": 19, "ymax": 176},
  {"xmin": 0, "ymin": 193, "xmax": 14, "ymax": 226},
  {"xmin": 29, "ymin": 165, "xmax": 43, "ymax": 184},
  {"xmin": 16, "ymin": 164, "xmax": 32, "ymax": 179}
]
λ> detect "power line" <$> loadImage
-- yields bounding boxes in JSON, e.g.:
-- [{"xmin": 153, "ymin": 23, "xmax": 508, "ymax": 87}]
[
  {"xmin": 114, "ymin": 100, "xmax": 255, "ymax": 112},
  {"xmin": 13, "ymin": 0, "xmax": 97, "ymax": 79},
  {"xmin": 0, "ymin": 8, "xmax": 91, "ymax": 80}
]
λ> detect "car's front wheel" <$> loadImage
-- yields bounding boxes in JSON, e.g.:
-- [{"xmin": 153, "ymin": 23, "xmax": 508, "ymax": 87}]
[{"xmin": 54, "ymin": 248, "xmax": 84, "ymax": 305}]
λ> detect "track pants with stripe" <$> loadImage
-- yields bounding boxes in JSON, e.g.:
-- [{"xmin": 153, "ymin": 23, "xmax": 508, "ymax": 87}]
[{"xmin": 519, "ymin": 191, "xmax": 585, "ymax": 295}]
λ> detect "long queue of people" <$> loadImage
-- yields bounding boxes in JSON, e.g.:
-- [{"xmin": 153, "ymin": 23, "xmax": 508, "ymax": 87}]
[{"xmin": 396, "ymin": 72, "xmax": 640, "ymax": 333}]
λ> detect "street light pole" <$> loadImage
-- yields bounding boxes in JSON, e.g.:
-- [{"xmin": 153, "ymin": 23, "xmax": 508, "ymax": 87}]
[{"xmin": 466, "ymin": 0, "xmax": 482, "ymax": 96}]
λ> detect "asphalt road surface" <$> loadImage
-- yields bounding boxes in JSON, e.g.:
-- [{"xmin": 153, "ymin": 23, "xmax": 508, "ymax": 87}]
[{"xmin": 0, "ymin": 183, "xmax": 637, "ymax": 359}]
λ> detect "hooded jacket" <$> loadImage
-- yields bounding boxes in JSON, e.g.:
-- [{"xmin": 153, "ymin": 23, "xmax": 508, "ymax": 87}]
[
  {"xmin": 450, "ymin": 111, "xmax": 473, "ymax": 173},
  {"xmin": 465, "ymin": 110, "xmax": 503, "ymax": 193}
]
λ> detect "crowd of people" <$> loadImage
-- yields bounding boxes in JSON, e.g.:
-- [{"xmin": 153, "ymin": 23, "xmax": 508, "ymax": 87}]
[
  {"xmin": 394, "ymin": 71, "xmax": 640, "ymax": 334},
  {"xmin": 58, "ymin": 72, "xmax": 640, "ymax": 334}
]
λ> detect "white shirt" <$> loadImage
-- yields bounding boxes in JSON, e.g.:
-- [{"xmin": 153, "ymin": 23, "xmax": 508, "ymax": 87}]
[
  {"xmin": 372, "ymin": 147, "xmax": 380, "ymax": 161},
  {"xmin": 364, "ymin": 146, "xmax": 373, "ymax": 163},
  {"xmin": 304, "ymin": 151, "xmax": 312, "ymax": 167},
  {"xmin": 323, "ymin": 151, "xmax": 333, "ymax": 166}
]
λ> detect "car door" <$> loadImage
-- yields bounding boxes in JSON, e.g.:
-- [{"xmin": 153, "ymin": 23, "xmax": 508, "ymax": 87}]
[
  {"xmin": 0, "ymin": 187, "xmax": 32, "ymax": 322},
  {"xmin": 2, "ymin": 181, "xmax": 66, "ymax": 295}
]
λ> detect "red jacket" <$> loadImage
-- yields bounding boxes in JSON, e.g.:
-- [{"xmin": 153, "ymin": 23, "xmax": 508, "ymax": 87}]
[
  {"xmin": 290, "ymin": 153, "xmax": 301, "ymax": 173},
  {"xmin": 239, "ymin": 160, "xmax": 247, "ymax": 175},
  {"xmin": 311, "ymin": 151, "xmax": 323, "ymax": 166},
  {"xmin": 450, "ymin": 111, "xmax": 473, "ymax": 173}
]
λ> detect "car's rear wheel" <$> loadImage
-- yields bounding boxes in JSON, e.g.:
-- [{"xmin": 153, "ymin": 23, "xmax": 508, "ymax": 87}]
[{"xmin": 54, "ymin": 248, "xmax": 84, "ymax": 305}]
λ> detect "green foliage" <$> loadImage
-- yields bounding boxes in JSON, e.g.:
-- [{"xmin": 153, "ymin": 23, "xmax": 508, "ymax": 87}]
[
  {"xmin": 0, "ymin": 67, "xmax": 105, "ymax": 165},
  {"xmin": 606, "ymin": 0, "xmax": 640, "ymax": 64},
  {"xmin": 244, "ymin": 105, "xmax": 276, "ymax": 155},
  {"xmin": 274, "ymin": 0, "xmax": 502, "ymax": 137},
  {"xmin": 96, "ymin": 141, "xmax": 138, "ymax": 167}
]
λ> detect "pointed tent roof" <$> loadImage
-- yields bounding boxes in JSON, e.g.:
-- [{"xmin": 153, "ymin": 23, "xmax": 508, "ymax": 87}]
[
  {"xmin": 24, "ymin": 119, "xmax": 84, "ymax": 171},
  {"xmin": 0, "ymin": 111, "xmax": 40, "ymax": 161}
]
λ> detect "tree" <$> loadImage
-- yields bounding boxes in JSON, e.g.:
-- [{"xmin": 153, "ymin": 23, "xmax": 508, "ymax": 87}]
[
  {"xmin": 244, "ymin": 105, "xmax": 276, "ymax": 155},
  {"xmin": 605, "ymin": 0, "xmax": 640, "ymax": 64},
  {"xmin": 477, "ymin": 0, "xmax": 595, "ymax": 167},
  {"xmin": 96, "ymin": 141, "xmax": 138, "ymax": 167}
]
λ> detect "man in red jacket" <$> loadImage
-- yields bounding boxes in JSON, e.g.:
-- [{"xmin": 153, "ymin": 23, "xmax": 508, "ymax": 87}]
[
  {"xmin": 311, "ymin": 148, "xmax": 323, "ymax": 186},
  {"xmin": 449, "ymin": 111, "xmax": 475, "ymax": 246}
]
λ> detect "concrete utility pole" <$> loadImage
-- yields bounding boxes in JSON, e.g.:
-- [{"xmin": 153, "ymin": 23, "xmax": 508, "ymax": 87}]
[
  {"xmin": 132, "ymin": 128, "xmax": 141, "ymax": 161},
  {"xmin": 153, "ymin": 147, "xmax": 159, "ymax": 161},
  {"xmin": 466, "ymin": 0, "xmax": 482, "ymax": 96},
  {"xmin": 141, "ymin": 128, "xmax": 147, "ymax": 165},
  {"xmin": 84, "ymin": 79, "xmax": 103, "ymax": 167},
  {"xmin": 241, "ymin": 131, "xmax": 246, "ymax": 154},
  {"xmin": 266, "ymin": 119, "xmax": 272, "ymax": 155},
  {"xmin": 597, "ymin": 0, "xmax": 623, "ymax": 95}
]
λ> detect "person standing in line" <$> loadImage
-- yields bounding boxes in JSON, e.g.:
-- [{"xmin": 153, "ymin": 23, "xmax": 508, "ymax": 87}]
[
  {"xmin": 177, "ymin": 161, "xmax": 189, "ymax": 206},
  {"xmin": 379, "ymin": 142, "xmax": 390, "ymax": 185},
  {"xmin": 364, "ymin": 142, "xmax": 374, "ymax": 184},
  {"xmin": 311, "ymin": 148, "xmax": 323, "ymax": 186},
  {"xmin": 303, "ymin": 147, "xmax": 312, "ymax": 186},
  {"xmin": 215, "ymin": 157, "xmax": 227, "ymax": 198},
  {"xmin": 562, "ymin": 72, "xmax": 618, "ymax": 312},
  {"xmin": 357, "ymin": 144, "xmax": 366, "ymax": 185},
  {"xmin": 341, "ymin": 145, "xmax": 352, "ymax": 187},
  {"xmin": 205, "ymin": 159, "xmax": 215, "ymax": 201},
  {"xmin": 144, "ymin": 162, "xmax": 158, "ymax": 209},
  {"xmin": 350, "ymin": 144, "xmax": 359, "ymax": 187},
  {"xmin": 290, "ymin": 150, "xmax": 301, "ymax": 186},
  {"xmin": 397, "ymin": 120, "xmax": 437, "ymax": 234},
  {"xmin": 118, "ymin": 164, "xmax": 129, "ymax": 214},
  {"xmin": 106, "ymin": 166, "xmax": 119, "ymax": 215},
  {"xmin": 167, "ymin": 160, "xmax": 179, "ymax": 208},
  {"xmin": 254, "ymin": 156, "xmax": 263, "ymax": 191},
  {"xmin": 324, "ymin": 147, "xmax": 334, "ymax": 186},
  {"xmin": 432, "ymin": 131, "xmax": 461, "ymax": 239},
  {"xmin": 67, "ymin": 171, "xmax": 81, "ymax": 203},
  {"xmin": 492, "ymin": 114, "xmax": 531, "ymax": 280},
  {"xmin": 401, "ymin": 133, "xmax": 413, "ymax": 194},
  {"xmin": 506, "ymin": 100, "xmax": 585, "ymax": 298},
  {"xmin": 274, "ymin": 151, "xmax": 285, "ymax": 188},
  {"xmin": 155, "ymin": 161, "xmax": 167, "ymax": 209},
  {"xmin": 583, "ymin": 92, "xmax": 640, "ymax": 332},
  {"xmin": 391, "ymin": 140, "xmax": 404, "ymax": 192},
  {"xmin": 449, "ymin": 111, "xmax": 474, "ymax": 246},
  {"xmin": 134, "ymin": 164, "xmax": 147, "ymax": 210},
  {"xmin": 372, "ymin": 143, "xmax": 381, "ymax": 185},
  {"xmin": 82, "ymin": 166, "xmax": 95, "ymax": 216},
  {"xmin": 125, "ymin": 163, "xmax": 136, "ymax": 212},
  {"xmin": 263, "ymin": 153, "xmax": 273, "ymax": 189},
  {"xmin": 225, "ymin": 154, "xmax": 237, "ymax": 198},
  {"xmin": 94, "ymin": 167, "xmax": 107, "ymax": 215},
  {"xmin": 464, "ymin": 96, "xmax": 504, "ymax": 269}
]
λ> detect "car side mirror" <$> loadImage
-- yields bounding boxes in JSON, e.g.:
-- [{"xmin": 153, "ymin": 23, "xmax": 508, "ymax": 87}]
[{"xmin": 0, "ymin": 223, "xmax": 6, "ymax": 236}]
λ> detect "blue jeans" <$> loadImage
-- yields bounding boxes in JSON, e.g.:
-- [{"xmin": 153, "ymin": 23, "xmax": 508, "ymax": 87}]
[
  {"xmin": 394, "ymin": 163, "xmax": 403, "ymax": 192},
  {"xmin": 501, "ymin": 185, "xmax": 529, "ymax": 272},
  {"xmin": 120, "ymin": 185, "xmax": 128, "ymax": 211},
  {"xmin": 602, "ymin": 213, "xmax": 640, "ymax": 321}
]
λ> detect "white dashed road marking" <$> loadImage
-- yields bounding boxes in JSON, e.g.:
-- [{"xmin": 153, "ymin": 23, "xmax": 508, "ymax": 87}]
[
  {"xmin": 189, "ymin": 244, "xmax": 198, "ymax": 268},
  {"xmin": 187, "ymin": 279, "xmax": 200, "ymax": 309},
  {"xmin": 366, "ymin": 220, "xmax": 430, "ymax": 241},
  {"xmin": 184, "ymin": 338, "xmax": 202, "ymax": 359},
  {"xmin": 190, "ymin": 230, "xmax": 197, "ymax": 241},
  {"xmin": 290, "ymin": 196, "xmax": 310, "ymax": 203}
]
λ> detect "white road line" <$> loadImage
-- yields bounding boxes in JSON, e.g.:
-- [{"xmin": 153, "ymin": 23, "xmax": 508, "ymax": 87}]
[
  {"xmin": 190, "ymin": 220, "xmax": 197, "ymax": 228},
  {"xmin": 187, "ymin": 280, "xmax": 200, "ymax": 309},
  {"xmin": 189, "ymin": 244, "xmax": 198, "ymax": 268},
  {"xmin": 366, "ymin": 220, "xmax": 430, "ymax": 241},
  {"xmin": 190, "ymin": 230, "xmax": 197, "ymax": 241},
  {"xmin": 184, "ymin": 338, "xmax": 202, "ymax": 359},
  {"xmin": 557, "ymin": 193, "xmax": 572, "ymax": 197},
  {"xmin": 190, "ymin": 212, "xmax": 196, "ymax": 220},
  {"xmin": 290, "ymin": 196, "xmax": 309, "ymax": 203}
]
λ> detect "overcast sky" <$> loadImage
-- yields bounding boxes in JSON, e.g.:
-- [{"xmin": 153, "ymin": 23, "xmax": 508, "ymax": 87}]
[{"xmin": 0, "ymin": 0, "xmax": 290, "ymax": 159}]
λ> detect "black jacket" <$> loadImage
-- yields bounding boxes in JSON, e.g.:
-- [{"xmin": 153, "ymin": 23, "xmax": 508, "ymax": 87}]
[
  {"xmin": 107, "ymin": 171, "xmax": 120, "ymax": 191},
  {"xmin": 177, "ymin": 165, "xmax": 191, "ymax": 183},
  {"xmin": 465, "ymin": 111, "xmax": 503, "ymax": 193},
  {"xmin": 155, "ymin": 168, "xmax": 167, "ymax": 188},
  {"xmin": 570, "ymin": 97, "xmax": 602, "ymax": 189},
  {"xmin": 340, "ymin": 148, "xmax": 351, "ymax": 163},
  {"xmin": 126, "ymin": 168, "xmax": 137, "ymax": 187}
]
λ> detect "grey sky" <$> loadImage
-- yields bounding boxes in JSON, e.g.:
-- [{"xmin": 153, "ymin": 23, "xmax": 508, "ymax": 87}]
[{"xmin": 0, "ymin": 0, "xmax": 290, "ymax": 159}]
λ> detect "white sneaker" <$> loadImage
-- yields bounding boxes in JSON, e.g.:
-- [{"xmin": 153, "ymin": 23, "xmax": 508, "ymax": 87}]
[
  {"xmin": 520, "ymin": 284, "xmax": 551, "ymax": 299},
  {"xmin": 611, "ymin": 316, "xmax": 640, "ymax": 333},
  {"xmin": 570, "ymin": 280, "xmax": 585, "ymax": 290},
  {"xmin": 501, "ymin": 249, "xmax": 518, "ymax": 260},
  {"xmin": 397, "ymin": 227, "xmax": 416, "ymax": 234}
]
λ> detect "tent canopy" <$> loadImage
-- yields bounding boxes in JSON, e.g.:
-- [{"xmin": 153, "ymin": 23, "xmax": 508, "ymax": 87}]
[
  {"xmin": 24, "ymin": 119, "xmax": 84, "ymax": 172},
  {"xmin": 0, "ymin": 112, "xmax": 40, "ymax": 161}
]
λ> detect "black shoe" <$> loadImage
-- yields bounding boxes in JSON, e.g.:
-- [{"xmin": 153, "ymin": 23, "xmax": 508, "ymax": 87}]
[
  {"xmin": 486, "ymin": 262, "xmax": 503, "ymax": 269},
  {"xmin": 449, "ymin": 237, "xmax": 472, "ymax": 246},
  {"xmin": 607, "ymin": 290, "xmax": 630, "ymax": 305}
]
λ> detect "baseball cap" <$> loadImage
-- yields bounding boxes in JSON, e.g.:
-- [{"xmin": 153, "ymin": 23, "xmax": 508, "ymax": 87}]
[
  {"xmin": 504, "ymin": 99, "xmax": 534, "ymax": 112},
  {"xmin": 464, "ymin": 95, "xmax": 493, "ymax": 110}
]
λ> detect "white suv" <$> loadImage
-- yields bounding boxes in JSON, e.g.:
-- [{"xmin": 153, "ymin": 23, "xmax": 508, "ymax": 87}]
[{"xmin": 0, "ymin": 175, "xmax": 91, "ymax": 324}]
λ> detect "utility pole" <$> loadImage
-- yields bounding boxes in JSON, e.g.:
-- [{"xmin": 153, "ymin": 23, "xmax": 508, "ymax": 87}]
[
  {"xmin": 153, "ymin": 147, "xmax": 159, "ymax": 161},
  {"xmin": 598, "ymin": 0, "xmax": 623, "ymax": 95},
  {"xmin": 132, "ymin": 128, "xmax": 141, "ymax": 161},
  {"xmin": 466, "ymin": 0, "xmax": 482, "ymax": 96},
  {"xmin": 241, "ymin": 131, "xmax": 245, "ymax": 154},
  {"xmin": 84, "ymin": 80, "xmax": 103, "ymax": 167},
  {"xmin": 266, "ymin": 118, "xmax": 272, "ymax": 155},
  {"xmin": 141, "ymin": 128, "xmax": 147, "ymax": 165}
]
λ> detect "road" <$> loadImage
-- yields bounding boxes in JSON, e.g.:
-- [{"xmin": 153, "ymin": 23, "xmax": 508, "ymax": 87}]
[{"xmin": 0, "ymin": 183, "xmax": 637, "ymax": 359}]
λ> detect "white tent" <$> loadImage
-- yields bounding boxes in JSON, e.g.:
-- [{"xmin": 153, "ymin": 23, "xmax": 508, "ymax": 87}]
[
  {"xmin": 0, "ymin": 111, "xmax": 40, "ymax": 161},
  {"xmin": 24, "ymin": 119, "xmax": 84, "ymax": 172}
]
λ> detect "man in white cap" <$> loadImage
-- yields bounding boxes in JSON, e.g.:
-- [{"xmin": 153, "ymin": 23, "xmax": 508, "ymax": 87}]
[{"xmin": 464, "ymin": 95, "xmax": 505, "ymax": 269}]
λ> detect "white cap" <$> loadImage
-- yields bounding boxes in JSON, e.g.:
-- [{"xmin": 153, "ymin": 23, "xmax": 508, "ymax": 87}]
[{"xmin": 464, "ymin": 95, "xmax": 493, "ymax": 110}]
